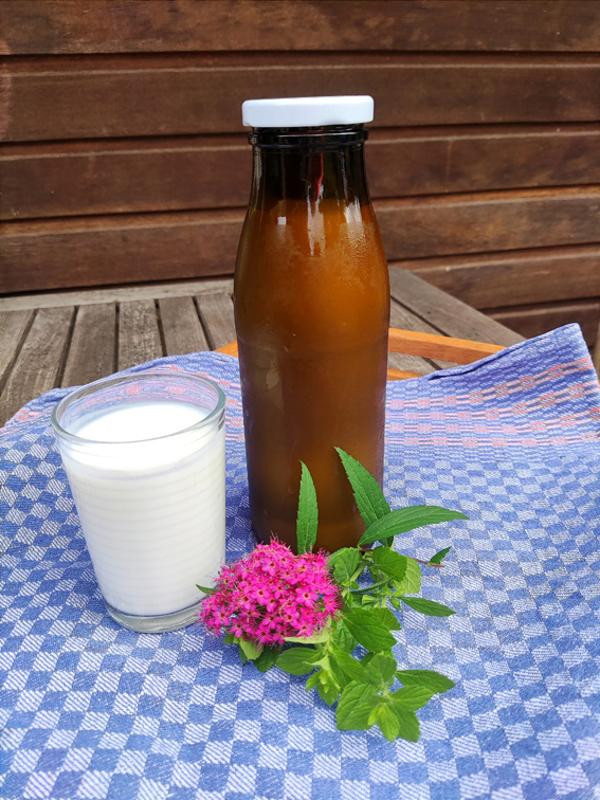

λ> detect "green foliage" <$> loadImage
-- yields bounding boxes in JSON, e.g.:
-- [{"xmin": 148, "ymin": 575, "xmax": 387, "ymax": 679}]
[
  {"xmin": 196, "ymin": 584, "xmax": 215, "ymax": 595},
  {"xmin": 253, "ymin": 647, "xmax": 280, "ymax": 673},
  {"xmin": 369, "ymin": 547, "xmax": 408, "ymax": 581},
  {"xmin": 276, "ymin": 647, "xmax": 320, "ymax": 675},
  {"xmin": 401, "ymin": 597, "xmax": 455, "ymax": 617},
  {"xmin": 391, "ymin": 685, "xmax": 435, "ymax": 711},
  {"xmin": 359, "ymin": 506, "xmax": 467, "ymax": 547},
  {"xmin": 328, "ymin": 548, "xmax": 360, "ymax": 583},
  {"xmin": 296, "ymin": 461, "xmax": 318, "ymax": 554},
  {"xmin": 239, "ymin": 638, "xmax": 263, "ymax": 660},
  {"xmin": 336, "ymin": 682, "xmax": 380, "ymax": 730},
  {"xmin": 395, "ymin": 669, "xmax": 455, "ymax": 693},
  {"xmin": 343, "ymin": 607, "xmax": 397, "ymax": 652},
  {"xmin": 335, "ymin": 447, "xmax": 390, "ymax": 525},
  {"xmin": 226, "ymin": 451, "xmax": 463, "ymax": 742},
  {"xmin": 429, "ymin": 546, "xmax": 451, "ymax": 565}
]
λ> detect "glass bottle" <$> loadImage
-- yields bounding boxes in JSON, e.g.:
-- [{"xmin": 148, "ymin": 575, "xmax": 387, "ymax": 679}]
[{"xmin": 234, "ymin": 96, "xmax": 389, "ymax": 552}]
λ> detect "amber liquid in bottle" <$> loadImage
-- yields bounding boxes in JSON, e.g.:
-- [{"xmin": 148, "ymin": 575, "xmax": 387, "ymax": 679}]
[{"xmin": 234, "ymin": 125, "xmax": 390, "ymax": 552}]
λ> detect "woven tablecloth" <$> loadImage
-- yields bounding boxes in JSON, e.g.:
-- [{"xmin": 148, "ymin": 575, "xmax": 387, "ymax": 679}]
[{"xmin": 1, "ymin": 324, "xmax": 599, "ymax": 800}]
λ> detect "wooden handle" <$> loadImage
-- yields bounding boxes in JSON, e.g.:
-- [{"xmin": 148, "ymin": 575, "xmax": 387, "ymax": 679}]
[
  {"xmin": 216, "ymin": 340, "xmax": 239, "ymax": 357},
  {"xmin": 388, "ymin": 328, "xmax": 503, "ymax": 363},
  {"xmin": 216, "ymin": 327, "xmax": 503, "ymax": 380}
]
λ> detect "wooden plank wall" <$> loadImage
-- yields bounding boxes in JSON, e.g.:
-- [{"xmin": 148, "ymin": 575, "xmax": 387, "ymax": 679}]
[{"xmin": 1, "ymin": 0, "xmax": 600, "ymax": 347}]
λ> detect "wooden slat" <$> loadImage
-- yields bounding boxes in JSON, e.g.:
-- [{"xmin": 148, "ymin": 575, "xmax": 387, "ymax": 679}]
[
  {"xmin": 195, "ymin": 293, "xmax": 235, "ymax": 350},
  {"xmin": 2, "ymin": 1, "xmax": 599, "ymax": 54},
  {"xmin": 158, "ymin": 296, "xmax": 208, "ymax": 356},
  {"xmin": 62, "ymin": 303, "xmax": 116, "ymax": 386},
  {"xmin": 492, "ymin": 300, "xmax": 600, "ymax": 347},
  {"xmin": 389, "ymin": 295, "xmax": 456, "ymax": 369},
  {"xmin": 0, "ymin": 210, "xmax": 239, "ymax": 293},
  {"xmin": 4, "ymin": 187, "xmax": 600, "ymax": 293},
  {"xmin": 388, "ymin": 301, "xmax": 436, "ymax": 375},
  {"xmin": 404, "ymin": 244, "xmax": 600, "ymax": 309},
  {"xmin": 4, "ymin": 126, "xmax": 600, "ymax": 220},
  {"xmin": 390, "ymin": 268, "xmax": 523, "ymax": 347},
  {"xmin": 3, "ymin": 57, "xmax": 600, "ymax": 141},
  {"xmin": 0, "ymin": 307, "xmax": 73, "ymax": 423},
  {"xmin": 117, "ymin": 300, "xmax": 163, "ymax": 370},
  {"xmin": 0, "ymin": 278, "xmax": 234, "ymax": 312},
  {"xmin": 368, "ymin": 126, "xmax": 600, "ymax": 201},
  {"xmin": 379, "ymin": 187, "xmax": 600, "ymax": 260},
  {"xmin": 0, "ymin": 309, "xmax": 34, "ymax": 390}
]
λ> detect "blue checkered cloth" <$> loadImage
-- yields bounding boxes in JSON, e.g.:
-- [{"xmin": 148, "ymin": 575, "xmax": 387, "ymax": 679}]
[{"xmin": 1, "ymin": 324, "xmax": 599, "ymax": 800}]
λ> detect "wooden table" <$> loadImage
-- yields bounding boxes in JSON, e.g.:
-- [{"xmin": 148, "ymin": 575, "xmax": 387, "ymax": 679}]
[{"xmin": 0, "ymin": 269, "xmax": 523, "ymax": 426}]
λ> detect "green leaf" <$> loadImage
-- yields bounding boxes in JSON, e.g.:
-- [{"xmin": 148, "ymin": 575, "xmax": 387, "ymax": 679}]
[
  {"xmin": 401, "ymin": 597, "xmax": 455, "ymax": 617},
  {"xmin": 359, "ymin": 506, "xmax": 468, "ymax": 546},
  {"xmin": 285, "ymin": 625, "xmax": 330, "ymax": 645},
  {"xmin": 335, "ymin": 447, "xmax": 390, "ymax": 526},
  {"xmin": 391, "ymin": 685, "xmax": 435, "ymax": 711},
  {"xmin": 336, "ymin": 681, "xmax": 379, "ymax": 730},
  {"xmin": 328, "ymin": 548, "xmax": 361, "ymax": 584},
  {"xmin": 331, "ymin": 648, "xmax": 375, "ymax": 686},
  {"xmin": 370, "ymin": 547, "xmax": 408, "ymax": 581},
  {"xmin": 371, "ymin": 607, "xmax": 401, "ymax": 631},
  {"xmin": 391, "ymin": 707, "xmax": 421, "ymax": 742},
  {"xmin": 331, "ymin": 621, "xmax": 355, "ymax": 652},
  {"xmin": 429, "ymin": 546, "xmax": 451, "ymax": 565},
  {"xmin": 276, "ymin": 647, "xmax": 319, "ymax": 676},
  {"xmin": 305, "ymin": 673, "xmax": 319, "ymax": 691},
  {"xmin": 239, "ymin": 638, "xmax": 263, "ymax": 661},
  {"xmin": 368, "ymin": 653, "xmax": 397, "ymax": 686},
  {"xmin": 253, "ymin": 647, "xmax": 280, "ymax": 673},
  {"xmin": 196, "ymin": 584, "xmax": 215, "ymax": 595},
  {"xmin": 316, "ymin": 679, "xmax": 339, "ymax": 706},
  {"xmin": 377, "ymin": 703, "xmax": 401, "ymax": 741},
  {"xmin": 395, "ymin": 557, "xmax": 421, "ymax": 595},
  {"xmin": 296, "ymin": 461, "xmax": 318, "ymax": 554},
  {"xmin": 396, "ymin": 669, "xmax": 455, "ymax": 694},
  {"xmin": 343, "ymin": 607, "xmax": 396, "ymax": 652}
]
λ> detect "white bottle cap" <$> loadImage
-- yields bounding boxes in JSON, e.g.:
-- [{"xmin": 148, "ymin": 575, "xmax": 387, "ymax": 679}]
[{"xmin": 242, "ymin": 96, "xmax": 374, "ymax": 128}]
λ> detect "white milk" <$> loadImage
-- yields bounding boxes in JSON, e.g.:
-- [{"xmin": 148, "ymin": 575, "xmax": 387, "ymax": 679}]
[{"xmin": 58, "ymin": 401, "xmax": 225, "ymax": 618}]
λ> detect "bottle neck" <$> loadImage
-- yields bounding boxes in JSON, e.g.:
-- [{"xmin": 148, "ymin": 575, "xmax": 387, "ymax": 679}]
[{"xmin": 249, "ymin": 125, "xmax": 370, "ymax": 207}]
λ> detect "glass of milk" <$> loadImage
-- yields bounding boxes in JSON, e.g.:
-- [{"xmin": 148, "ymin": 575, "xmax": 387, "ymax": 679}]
[{"xmin": 52, "ymin": 371, "xmax": 226, "ymax": 633}]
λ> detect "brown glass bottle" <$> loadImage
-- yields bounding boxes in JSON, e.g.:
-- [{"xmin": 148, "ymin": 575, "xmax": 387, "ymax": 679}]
[{"xmin": 234, "ymin": 123, "xmax": 389, "ymax": 552}]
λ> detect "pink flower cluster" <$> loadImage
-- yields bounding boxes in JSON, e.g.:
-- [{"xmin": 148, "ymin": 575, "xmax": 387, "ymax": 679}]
[{"xmin": 200, "ymin": 541, "xmax": 340, "ymax": 646}]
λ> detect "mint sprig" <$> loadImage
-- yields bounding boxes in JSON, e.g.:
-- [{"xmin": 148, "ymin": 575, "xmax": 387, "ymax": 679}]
[{"xmin": 231, "ymin": 447, "xmax": 467, "ymax": 742}]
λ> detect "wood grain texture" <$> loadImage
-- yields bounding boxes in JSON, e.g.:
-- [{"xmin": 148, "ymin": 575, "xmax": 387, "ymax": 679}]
[
  {"xmin": 195, "ymin": 293, "xmax": 235, "ymax": 350},
  {"xmin": 3, "ymin": 56, "xmax": 600, "ymax": 141},
  {"xmin": 0, "ymin": 309, "xmax": 34, "ymax": 389},
  {"xmin": 5, "ymin": 126, "xmax": 600, "ymax": 220},
  {"xmin": 0, "ymin": 307, "xmax": 73, "ymax": 423},
  {"xmin": 158, "ymin": 296, "xmax": 208, "ymax": 356},
  {"xmin": 0, "ymin": 210, "xmax": 240, "ymax": 293},
  {"xmin": 403, "ymin": 245, "xmax": 600, "ymax": 309},
  {"xmin": 389, "ymin": 268, "xmax": 524, "ymax": 346},
  {"xmin": 117, "ymin": 300, "xmax": 163, "ymax": 370},
  {"xmin": 4, "ymin": 188, "xmax": 600, "ymax": 293},
  {"xmin": 0, "ymin": 278, "xmax": 234, "ymax": 311},
  {"xmin": 389, "ymin": 328, "xmax": 503, "ymax": 364},
  {"xmin": 2, "ymin": 1, "xmax": 599, "ymax": 54},
  {"xmin": 492, "ymin": 300, "xmax": 600, "ymax": 346},
  {"xmin": 389, "ymin": 301, "xmax": 438, "ymax": 373},
  {"xmin": 379, "ymin": 187, "xmax": 600, "ymax": 260},
  {"xmin": 61, "ymin": 303, "xmax": 116, "ymax": 386},
  {"xmin": 0, "ymin": 270, "xmax": 525, "ymax": 424}
]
